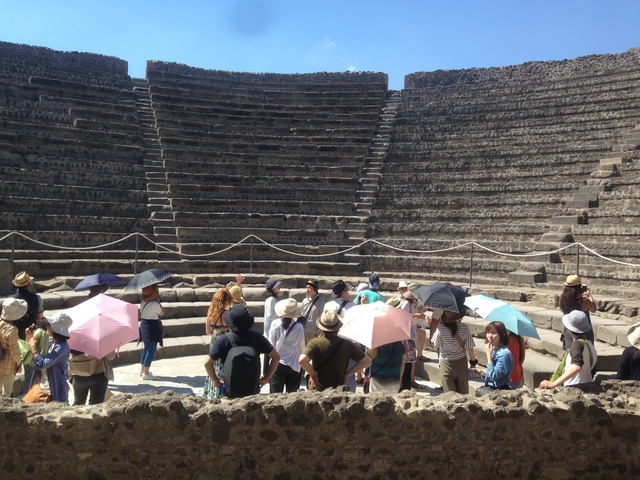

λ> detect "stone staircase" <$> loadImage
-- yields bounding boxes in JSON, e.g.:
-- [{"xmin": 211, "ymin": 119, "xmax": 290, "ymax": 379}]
[{"xmin": 131, "ymin": 77, "xmax": 178, "ymax": 259}]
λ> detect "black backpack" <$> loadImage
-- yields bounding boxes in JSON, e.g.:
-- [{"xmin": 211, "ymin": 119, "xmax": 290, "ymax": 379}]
[{"xmin": 221, "ymin": 332, "xmax": 260, "ymax": 398}]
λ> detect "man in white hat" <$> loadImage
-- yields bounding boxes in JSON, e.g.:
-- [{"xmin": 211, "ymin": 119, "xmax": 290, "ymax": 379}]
[
  {"xmin": 299, "ymin": 310, "xmax": 371, "ymax": 391},
  {"xmin": 268, "ymin": 298, "xmax": 305, "ymax": 393},
  {"xmin": 0, "ymin": 298, "xmax": 28, "ymax": 396}
]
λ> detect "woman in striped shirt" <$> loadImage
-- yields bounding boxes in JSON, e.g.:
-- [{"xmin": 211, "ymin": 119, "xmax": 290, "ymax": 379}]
[{"xmin": 430, "ymin": 310, "xmax": 477, "ymax": 394}]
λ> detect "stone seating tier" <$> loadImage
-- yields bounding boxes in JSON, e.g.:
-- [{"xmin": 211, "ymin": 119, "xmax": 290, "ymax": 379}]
[
  {"xmin": 38, "ymin": 94, "xmax": 139, "ymax": 114},
  {"xmin": 155, "ymin": 126, "xmax": 373, "ymax": 145},
  {"xmin": 149, "ymin": 90, "xmax": 384, "ymax": 110},
  {"xmin": 170, "ymin": 197, "xmax": 356, "ymax": 215},
  {"xmin": 401, "ymin": 78, "xmax": 640, "ymax": 112},
  {"xmin": 163, "ymin": 159, "xmax": 358, "ymax": 177},
  {"xmin": 2, "ymin": 213, "xmax": 151, "ymax": 233},
  {"xmin": 0, "ymin": 83, "xmax": 134, "ymax": 116},
  {"xmin": 176, "ymin": 241, "xmax": 356, "ymax": 258},
  {"xmin": 158, "ymin": 135, "xmax": 370, "ymax": 155},
  {"xmin": 1, "ymin": 155, "xmax": 145, "ymax": 178},
  {"xmin": 154, "ymin": 113, "xmax": 375, "ymax": 130},
  {"xmin": 152, "ymin": 105, "xmax": 381, "ymax": 125},
  {"xmin": 168, "ymin": 184, "xmax": 357, "ymax": 202},
  {"xmin": 175, "ymin": 226, "xmax": 346, "ymax": 246},
  {"xmin": 173, "ymin": 211, "xmax": 363, "ymax": 230},
  {"xmin": 167, "ymin": 170, "xmax": 358, "ymax": 186},
  {"xmin": 390, "ymin": 123, "xmax": 630, "ymax": 148},
  {"xmin": 0, "ymin": 180, "xmax": 147, "ymax": 203},
  {"xmin": 400, "ymin": 76, "xmax": 640, "ymax": 102},
  {"xmin": 161, "ymin": 148, "xmax": 365, "ymax": 168},
  {"xmin": 160, "ymin": 122, "xmax": 376, "ymax": 138},
  {"xmin": 0, "ymin": 164, "xmax": 145, "ymax": 191},
  {"xmin": 0, "ymin": 118, "xmax": 141, "ymax": 146},
  {"xmin": 1, "ymin": 195, "xmax": 149, "ymax": 218}
]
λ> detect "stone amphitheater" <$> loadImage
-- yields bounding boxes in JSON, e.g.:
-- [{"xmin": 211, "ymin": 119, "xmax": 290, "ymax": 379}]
[{"xmin": 1, "ymin": 41, "xmax": 640, "ymax": 478}]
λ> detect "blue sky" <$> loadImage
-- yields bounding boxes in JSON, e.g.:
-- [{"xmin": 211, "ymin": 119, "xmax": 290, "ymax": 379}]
[{"xmin": 2, "ymin": 1, "xmax": 640, "ymax": 89}]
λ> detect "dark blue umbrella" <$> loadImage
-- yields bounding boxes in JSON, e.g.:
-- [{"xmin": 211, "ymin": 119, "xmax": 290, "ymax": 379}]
[
  {"xmin": 413, "ymin": 283, "xmax": 469, "ymax": 313},
  {"xmin": 125, "ymin": 269, "xmax": 173, "ymax": 291},
  {"xmin": 74, "ymin": 273, "xmax": 126, "ymax": 292}
]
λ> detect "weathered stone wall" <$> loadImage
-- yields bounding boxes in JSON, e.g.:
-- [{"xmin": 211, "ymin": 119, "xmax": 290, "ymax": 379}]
[
  {"xmin": 0, "ymin": 41, "xmax": 129, "ymax": 86},
  {"xmin": 405, "ymin": 48, "xmax": 640, "ymax": 88},
  {"xmin": 147, "ymin": 60, "xmax": 388, "ymax": 86},
  {"xmin": 1, "ymin": 381, "xmax": 639, "ymax": 479}
]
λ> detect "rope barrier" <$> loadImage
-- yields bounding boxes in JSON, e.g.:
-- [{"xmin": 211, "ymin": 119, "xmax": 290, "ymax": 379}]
[{"xmin": 2, "ymin": 231, "xmax": 640, "ymax": 268}]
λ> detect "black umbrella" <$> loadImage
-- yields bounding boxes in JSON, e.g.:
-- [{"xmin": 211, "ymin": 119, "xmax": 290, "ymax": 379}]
[
  {"xmin": 74, "ymin": 273, "xmax": 126, "ymax": 292},
  {"xmin": 412, "ymin": 282, "xmax": 469, "ymax": 313},
  {"xmin": 125, "ymin": 269, "xmax": 173, "ymax": 291}
]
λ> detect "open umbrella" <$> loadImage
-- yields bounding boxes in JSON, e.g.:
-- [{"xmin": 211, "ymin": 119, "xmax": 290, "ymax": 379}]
[
  {"xmin": 66, "ymin": 294, "xmax": 139, "ymax": 358},
  {"xmin": 74, "ymin": 273, "xmax": 126, "ymax": 292},
  {"xmin": 125, "ymin": 269, "xmax": 172, "ymax": 291},
  {"xmin": 413, "ymin": 283, "xmax": 469, "ymax": 313},
  {"xmin": 340, "ymin": 301, "xmax": 413, "ymax": 349},
  {"xmin": 464, "ymin": 294, "xmax": 540, "ymax": 339}
]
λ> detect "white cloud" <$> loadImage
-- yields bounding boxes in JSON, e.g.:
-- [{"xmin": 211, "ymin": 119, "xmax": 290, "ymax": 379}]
[
  {"xmin": 324, "ymin": 38, "xmax": 337, "ymax": 48},
  {"xmin": 347, "ymin": 66, "xmax": 357, "ymax": 72}
]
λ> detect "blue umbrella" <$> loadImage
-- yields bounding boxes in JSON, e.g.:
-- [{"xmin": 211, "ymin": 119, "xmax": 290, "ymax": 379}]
[
  {"xmin": 125, "ymin": 269, "xmax": 173, "ymax": 291},
  {"xmin": 74, "ymin": 273, "xmax": 126, "ymax": 292},
  {"xmin": 464, "ymin": 295, "xmax": 540, "ymax": 339}
]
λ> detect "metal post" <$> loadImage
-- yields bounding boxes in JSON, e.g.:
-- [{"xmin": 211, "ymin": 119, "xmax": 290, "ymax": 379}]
[
  {"xmin": 249, "ymin": 236, "xmax": 254, "ymax": 274},
  {"xmin": 576, "ymin": 243, "xmax": 580, "ymax": 276},
  {"xmin": 134, "ymin": 233, "xmax": 139, "ymax": 275},
  {"xmin": 10, "ymin": 232, "xmax": 15, "ymax": 263},
  {"xmin": 369, "ymin": 240, "xmax": 374, "ymax": 273},
  {"xmin": 469, "ymin": 243, "xmax": 474, "ymax": 288}
]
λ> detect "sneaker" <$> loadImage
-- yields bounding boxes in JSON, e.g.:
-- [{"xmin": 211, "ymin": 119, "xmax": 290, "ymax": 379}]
[{"xmin": 142, "ymin": 373, "xmax": 159, "ymax": 381}]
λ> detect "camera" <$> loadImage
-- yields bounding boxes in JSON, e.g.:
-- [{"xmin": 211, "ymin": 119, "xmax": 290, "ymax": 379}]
[
  {"xmin": 27, "ymin": 324, "xmax": 38, "ymax": 331},
  {"xmin": 582, "ymin": 285, "xmax": 588, "ymax": 292}
]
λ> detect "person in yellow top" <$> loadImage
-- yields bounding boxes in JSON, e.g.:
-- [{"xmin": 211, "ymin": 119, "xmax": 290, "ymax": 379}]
[{"xmin": 0, "ymin": 298, "xmax": 28, "ymax": 397}]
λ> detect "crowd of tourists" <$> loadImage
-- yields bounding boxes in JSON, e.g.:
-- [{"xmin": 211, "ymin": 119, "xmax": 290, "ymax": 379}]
[{"xmin": 1, "ymin": 270, "xmax": 639, "ymax": 405}]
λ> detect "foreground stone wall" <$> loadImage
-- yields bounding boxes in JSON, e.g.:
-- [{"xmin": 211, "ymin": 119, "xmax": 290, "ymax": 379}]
[{"xmin": 1, "ymin": 381, "xmax": 639, "ymax": 479}]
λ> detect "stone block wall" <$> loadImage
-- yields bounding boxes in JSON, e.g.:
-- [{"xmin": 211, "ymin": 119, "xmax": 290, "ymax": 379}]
[
  {"xmin": 1, "ymin": 382, "xmax": 639, "ymax": 479},
  {"xmin": 405, "ymin": 48, "xmax": 640, "ymax": 88}
]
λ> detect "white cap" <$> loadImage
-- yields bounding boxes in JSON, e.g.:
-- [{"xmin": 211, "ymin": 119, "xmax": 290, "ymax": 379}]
[{"xmin": 398, "ymin": 281, "xmax": 408, "ymax": 288}]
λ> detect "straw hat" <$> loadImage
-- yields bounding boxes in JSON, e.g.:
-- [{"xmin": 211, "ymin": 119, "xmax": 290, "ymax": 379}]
[
  {"xmin": 13, "ymin": 271, "xmax": 34, "ymax": 288},
  {"xmin": 228, "ymin": 285, "xmax": 244, "ymax": 304},
  {"xmin": 275, "ymin": 298, "xmax": 301, "ymax": 319},
  {"xmin": 565, "ymin": 275, "xmax": 582, "ymax": 287},
  {"xmin": 316, "ymin": 310, "xmax": 343, "ymax": 333}
]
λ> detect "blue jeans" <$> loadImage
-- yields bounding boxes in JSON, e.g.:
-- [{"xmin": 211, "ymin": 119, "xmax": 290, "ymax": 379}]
[{"xmin": 140, "ymin": 341, "xmax": 158, "ymax": 368}]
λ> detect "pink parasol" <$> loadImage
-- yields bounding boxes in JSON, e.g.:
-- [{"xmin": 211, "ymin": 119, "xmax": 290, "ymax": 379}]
[
  {"xmin": 340, "ymin": 301, "xmax": 413, "ymax": 349},
  {"xmin": 66, "ymin": 294, "xmax": 139, "ymax": 359}
]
